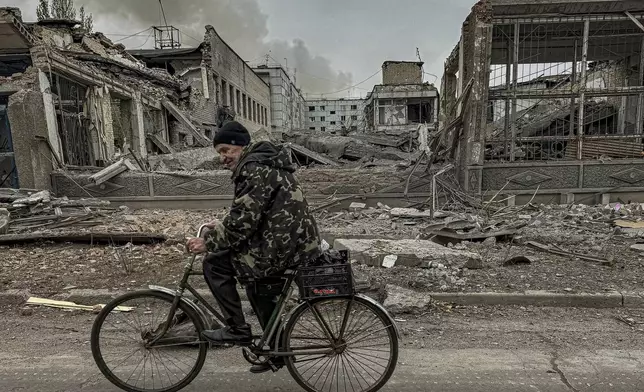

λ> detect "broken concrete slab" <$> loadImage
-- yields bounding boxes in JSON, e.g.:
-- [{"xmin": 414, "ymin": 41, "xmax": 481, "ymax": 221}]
[
  {"xmin": 383, "ymin": 285, "xmax": 432, "ymax": 314},
  {"xmin": 12, "ymin": 190, "xmax": 51, "ymax": 206},
  {"xmin": 288, "ymin": 142, "xmax": 339, "ymax": 166},
  {"xmin": 390, "ymin": 208, "xmax": 446, "ymax": 219},
  {"xmin": 333, "ymin": 238, "xmax": 481, "ymax": 269}
]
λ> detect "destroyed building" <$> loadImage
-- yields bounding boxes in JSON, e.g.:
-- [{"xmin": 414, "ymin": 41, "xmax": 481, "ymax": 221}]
[
  {"xmin": 130, "ymin": 26, "xmax": 271, "ymax": 138},
  {"xmin": 365, "ymin": 61, "xmax": 440, "ymax": 139},
  {"xmin": 441, "ymin": 0, "xmax": 644, "ymax": 204},
  {"xmin": 0, "ymin": 7, "xmax": 188, "ymax": 190},
  {"xmin": 304, "ymin": 98, "xmax": 366, "ymax": 133},
  {"xmin": 252, "ymin": 64, "xmax": 305, "ymax": 138}
]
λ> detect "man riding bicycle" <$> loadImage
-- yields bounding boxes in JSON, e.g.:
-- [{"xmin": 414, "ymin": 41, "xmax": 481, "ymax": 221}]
[{"xmin": 186, "ymin": 121, "xmax": 321, "ymax": 373}]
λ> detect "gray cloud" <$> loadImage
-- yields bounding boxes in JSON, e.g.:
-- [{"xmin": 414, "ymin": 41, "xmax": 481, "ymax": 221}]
[{"xmin": 80, "ymin": 0, "xmax": 353, "ymax": 95}]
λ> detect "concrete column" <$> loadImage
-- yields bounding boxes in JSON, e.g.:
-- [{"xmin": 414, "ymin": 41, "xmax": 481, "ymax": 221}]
[
  {"xmin": 101, "ymin": 88, "xmax": 115, "ymax": 158},
  {"xmin": 7, "ymin": 90, "xmax": 54, "ymax": 190},
  {"xmin": 130, "ymin": 93, "xmax": 147, "ymax": 159},
  {"xmin": 462, "ymin": 12, "xmax": 493, "ymax": 193}
]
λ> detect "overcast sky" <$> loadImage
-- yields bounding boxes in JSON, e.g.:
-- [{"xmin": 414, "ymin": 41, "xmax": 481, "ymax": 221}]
[{"xmin": 6, "ymin": 0, "xmax": 474, "ymax": 97}]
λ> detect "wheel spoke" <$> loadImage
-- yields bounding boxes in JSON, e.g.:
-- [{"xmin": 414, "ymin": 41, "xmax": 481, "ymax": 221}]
[{"xmin": 92, "ymin": 292, "xmax": 206, "ymax": 392}]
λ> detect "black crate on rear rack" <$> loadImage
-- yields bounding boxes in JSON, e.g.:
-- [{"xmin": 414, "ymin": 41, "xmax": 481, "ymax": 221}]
[{"xmin": 297, "ymin": 250, "xmax": 354, "ymax": 300}]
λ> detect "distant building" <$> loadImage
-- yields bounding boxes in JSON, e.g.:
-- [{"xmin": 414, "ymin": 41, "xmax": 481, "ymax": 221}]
[
  {"xmin": 365, "ymin": 61, "xmax": 440, "ymax": 136},
  {"xmin": 252, "ymin": 64, "xmax": 305, "ymax": 137},
  {"xmin": 304, "ymin": 98, "xmax": 366, "ymax": 133}
]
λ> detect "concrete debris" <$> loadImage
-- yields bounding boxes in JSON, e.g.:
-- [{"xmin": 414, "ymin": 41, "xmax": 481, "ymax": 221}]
[
  {"xmin": 333, "ymin": 238, "xmax": 482, "ymax": 269},
  {"xmin": 383, "ymin": 285, "xmax": 432, "ymax": 314},
  {"xmin": 88, "ymin": 158, "xmax": 133, "ymax": 185}
]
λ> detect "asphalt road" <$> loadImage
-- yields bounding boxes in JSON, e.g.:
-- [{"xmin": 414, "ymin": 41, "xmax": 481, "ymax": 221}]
[{"xmin": 2, "ymin": 304, "xmax": 644, "ymax": 392}]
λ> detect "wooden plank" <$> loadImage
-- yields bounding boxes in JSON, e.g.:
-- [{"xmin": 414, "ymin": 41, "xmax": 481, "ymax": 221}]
[
  {"xmin": 161, "ymin": 99, "xmax": 210, "ymax": 147},
  {"xmin": 0, "ymin": 232, "xmax": 167, "ymax": 246},
  {"xmin": 147, "ymin": 133, "xmax": 175, "ymax": 154},
  {"xmin": 26, "ymin": 297, "xmax": 133, "ymax": 312},
  {"xmin": 89, "ymin": 159, "xmax": 127, "ymax": 185}
]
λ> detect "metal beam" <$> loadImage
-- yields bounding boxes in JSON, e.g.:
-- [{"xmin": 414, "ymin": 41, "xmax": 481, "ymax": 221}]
[
  {"xmin": 625, "ymin": 11, "xmax": 644, "ymax": 33},
  {"xmin": 577, "ymin": 19, "xmax": 590, "ymax": 160},
  {"xmin": 489, "ymin": 86, "xmax": 644, "ymax": 99},
  {"xmin": 510, "ymin": 21, "xmax": 519, "ymax": 161}
]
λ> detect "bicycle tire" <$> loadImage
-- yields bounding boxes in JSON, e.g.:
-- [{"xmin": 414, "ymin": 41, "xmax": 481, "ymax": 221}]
[
  {"xmin": 91, "ymin": 290, "xmax": 208, "ymax": 392},
  {"xmin": 282, "ymin": 296, "xmax": 398, "ymax": 392}
]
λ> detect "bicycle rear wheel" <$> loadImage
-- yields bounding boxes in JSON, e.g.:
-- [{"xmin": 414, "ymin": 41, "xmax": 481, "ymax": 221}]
[
  {"xmin": 91, "ymin": 290, "xmax": 208, "ymax": 392},
  {"xmin": 283, "ymin": 296, "xmax": 398, "ymax": 392}
]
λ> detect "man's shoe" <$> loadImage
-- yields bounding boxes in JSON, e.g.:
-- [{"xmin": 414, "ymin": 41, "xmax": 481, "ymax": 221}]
[
  {"xmin": 202, "ymin": 324, "xmax": 252, "ymax": 346},
  {"xmin": 250, "ymin": 357, "xmax": 285, "ymax": 374}
]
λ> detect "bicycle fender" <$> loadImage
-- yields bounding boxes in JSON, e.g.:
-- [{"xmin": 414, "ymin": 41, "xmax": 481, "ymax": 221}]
[{"xmin": 147, "ymin": 285, "xmax": 210, "ymax": 327}]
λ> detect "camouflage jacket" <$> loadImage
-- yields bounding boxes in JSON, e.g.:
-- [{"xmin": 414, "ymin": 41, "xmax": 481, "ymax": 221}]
[{"xmin": 205, "ymin": 141, "xmax": 321, "ymax": 278}]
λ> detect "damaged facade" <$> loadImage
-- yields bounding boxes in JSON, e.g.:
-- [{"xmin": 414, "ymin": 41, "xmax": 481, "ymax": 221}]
[
  {"xmin": 0, "ymin": 8, "xmax": 182, "ymax": 190},
  {"xmin": 440, "ymin": 0, "xmax": 644, "ymax": 204},
  {"xmin": 365, "ymin": 61, "xmax": 440, "ymax": 139},
  {"xmin": 252, "ymin": 64, "xmax": 305, "ymax": 138},
  {"xmin": 130, "ymin": 26, "xmax": 271, "ymax": 140}
]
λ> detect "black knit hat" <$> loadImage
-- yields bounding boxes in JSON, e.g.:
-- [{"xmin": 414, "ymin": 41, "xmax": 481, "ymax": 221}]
[{"xmin": 213, "ymin": 121, "xmax": 251, "ymax": 147}]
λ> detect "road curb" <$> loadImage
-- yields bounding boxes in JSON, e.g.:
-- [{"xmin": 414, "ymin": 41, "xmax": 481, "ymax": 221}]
[
  {"xmin": 4, "ymin": 289, "xmax": 640, "ymax": 309},
  {"xmin": 430, "ymin": 291, "xmax": 624, "ymax": 308}
]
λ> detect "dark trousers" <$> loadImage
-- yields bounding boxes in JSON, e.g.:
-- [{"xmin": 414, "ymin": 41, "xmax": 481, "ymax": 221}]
[{"xmin": 202, "ymin": 252, "xmax": 280, "ymax": 331}]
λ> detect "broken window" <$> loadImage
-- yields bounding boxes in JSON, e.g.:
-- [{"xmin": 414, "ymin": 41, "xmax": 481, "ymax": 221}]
[
  {"xmin": 310, "ymin": 117, "xmax": 315, "ymax": 122},
  {"xmin": 351, "ymin": 105, "xmax": 358, "ymax": 110},
  {"xmin": 341, "ymin": 115, "xmax": 346, "ymax": 121},
  {"xmin": 351, "ymin": 115, "xmax": 358, "ymax": 121},
  {"xmin": 321, "ymin": 126, "xmax": 326, "ymax": 132},
  {"xmin": 320, "ymin": 106, "xmax": 325, "ymax": 110},
  {"xmin": 330, "ymin": 111, "xmax": 336, "ymax": 114},
  {"xmin": 340, "ymin": 105, "xmax": 347, "ymax": 110},
  {"xmin": 236, "ymin": 90, "xmax": 241, "ymax": 114},
  {"xmin": 407, "ymin": 100, "xmax": 432, "ymax": 124},
  {"xmin": 229, "ymin": 85, "xmax": 235, "ymax": 108},
  {"xmin": 330, "ymin": 121, "xmax": 336, "ymax": 125},
  {"xmin": 221, "ymin": 80, "xmax": 227, "ymax": 105},
  {"xmin": 309, "ymin": 127, "xmax": 315, "ymax": 130},
  {"xmin": 309, "ymin": 106, "xmax": 315, "ymax": 111},
  {"xmin": 50, "ymin": 74, "xmax": 93, "ymax": 166},
  {"xmin": 379, "ymin": 107, "xmax": 386, "ymax": 125},
  {"xmin": 242, "ymin": 93, "xmax": 247, "ymax": 118},
  {"xmin": 321, "ymin": 116, "xmax": 326, "ymax": 122}
]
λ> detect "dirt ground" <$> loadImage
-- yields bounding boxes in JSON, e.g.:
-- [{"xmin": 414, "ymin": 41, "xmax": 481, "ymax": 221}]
[{"xmin": 2, "ymin": 203, "xmax": 644, "ymax": 296}]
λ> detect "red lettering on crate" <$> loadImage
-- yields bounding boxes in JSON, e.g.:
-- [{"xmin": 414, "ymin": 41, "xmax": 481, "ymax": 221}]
[{"xmin": 313, "ymin": 288, "xmax": 337, "ymax": 295}]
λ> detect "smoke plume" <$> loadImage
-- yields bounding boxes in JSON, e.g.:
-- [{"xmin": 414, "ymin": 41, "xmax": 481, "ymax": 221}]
[{"xmin": 82, "ymin": 0, "xmax": 352, "ymax": 95}]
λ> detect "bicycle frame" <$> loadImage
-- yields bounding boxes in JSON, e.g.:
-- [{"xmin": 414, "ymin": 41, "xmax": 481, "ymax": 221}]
[{"xmin": 147, "ymin": 225, "xmax": 398, "ymax": 360}]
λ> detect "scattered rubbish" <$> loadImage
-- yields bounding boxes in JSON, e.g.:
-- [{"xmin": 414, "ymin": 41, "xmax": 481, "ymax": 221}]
[
  {"xmin": 0, "ymin": 232, "xmax": 167, "ymax": 246},
  {"xmin": 26, "ymin": 297, "xmax": 133, "ymax": 312},
  {"xmin": 526, "ymin": 241, "xmax": 612, "ymax": 265}
]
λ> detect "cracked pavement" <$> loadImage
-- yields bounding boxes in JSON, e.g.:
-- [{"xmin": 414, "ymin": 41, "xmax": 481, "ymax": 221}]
[{"xmin": 1, "ymin": 304, "xmax": 644, "ymax": 391}]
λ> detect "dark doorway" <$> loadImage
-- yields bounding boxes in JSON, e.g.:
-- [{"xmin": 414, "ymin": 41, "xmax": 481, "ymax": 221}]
[{"xmin": 0, "ymin": 95, "xmax": 18, "ymax": 188}]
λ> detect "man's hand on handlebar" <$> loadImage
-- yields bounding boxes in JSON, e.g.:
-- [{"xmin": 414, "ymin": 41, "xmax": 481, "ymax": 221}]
[{"xmin": 186, "ymin": 237, "xmax": 207, "ymax": 254}]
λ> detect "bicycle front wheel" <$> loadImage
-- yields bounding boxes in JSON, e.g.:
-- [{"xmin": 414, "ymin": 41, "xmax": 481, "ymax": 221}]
[
  {"xmin": 91, "ymin": 290, "xmax": 208, "ymax": 392},
  {"xmin": 283, "ymin": 296, "xmax": 399, "ymax": 392}
]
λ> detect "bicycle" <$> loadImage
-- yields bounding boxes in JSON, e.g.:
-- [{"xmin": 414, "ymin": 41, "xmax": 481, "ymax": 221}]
[{"xmin": 91, "ymin": 225, "xmax": 400, "ymax": 392}]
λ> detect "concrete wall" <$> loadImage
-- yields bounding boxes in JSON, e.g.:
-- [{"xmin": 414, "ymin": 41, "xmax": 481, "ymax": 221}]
[
  {"xmin": 7, "ymin": 89, "xmax": 54, "ymax": 190},
  {"xmin": 382, "ymin": 62, "xmax": 423, "ymax": 85},
  {"xmin": 51, "ymin": 166, "xmax": 430, "ymax": 199},
  {"xmin": 205, "ymin": 26, "xmax": 271, "ymax": 134},
  {"xmin": 305, "ymin": 98, "xmax": 367, "ymax": 133}
]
